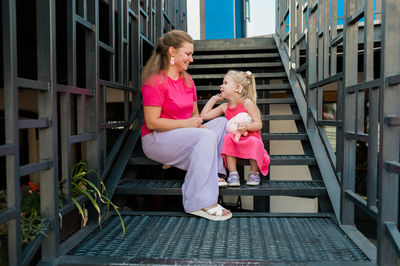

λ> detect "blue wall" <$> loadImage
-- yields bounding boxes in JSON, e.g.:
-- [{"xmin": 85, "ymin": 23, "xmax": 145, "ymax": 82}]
[{"xmin": 205, "ymin": 0, "xmax": 243, "ymax": 39}]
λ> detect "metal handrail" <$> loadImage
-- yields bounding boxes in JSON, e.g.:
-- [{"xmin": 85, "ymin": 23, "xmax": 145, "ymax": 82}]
[{"xmin": 275, "ymin": 0, "xmax": 399, "ymax": 264}]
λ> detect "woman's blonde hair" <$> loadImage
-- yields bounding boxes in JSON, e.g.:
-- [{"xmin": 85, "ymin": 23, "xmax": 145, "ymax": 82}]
[
  {"xmin": 226, "ymin": 70, "xmax": 258, "ymax": 108},
  {"xmin": 141, "ymin": 30, "xmax": 194, "ymax": 86}
]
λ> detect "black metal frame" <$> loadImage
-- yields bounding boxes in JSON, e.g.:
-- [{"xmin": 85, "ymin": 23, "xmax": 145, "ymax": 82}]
[
  {"xmin": 1, "ymin": 0, "xmax": 186, "ymax": 265},
  {"xmin": 275, "ymin": 0, "xmax": 399, "ymax": 264}
]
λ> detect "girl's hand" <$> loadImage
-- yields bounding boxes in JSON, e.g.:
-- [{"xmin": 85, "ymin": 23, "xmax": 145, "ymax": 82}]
[
  {"xmin": 211, "ymin": 93, "xmax": 224, "ymax": 102},
  {"xmin": 187, "ymin": 117, "xmax": 203, "ymax": 128},
  {"xmin": 237, "ymin": 122, "xmax": 250, "ymax": 132}
]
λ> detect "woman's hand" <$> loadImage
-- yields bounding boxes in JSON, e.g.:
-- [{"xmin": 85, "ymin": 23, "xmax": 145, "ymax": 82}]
[{"xmin": 186, "ymin": 117, "xmax": 203, "ymax": 128}]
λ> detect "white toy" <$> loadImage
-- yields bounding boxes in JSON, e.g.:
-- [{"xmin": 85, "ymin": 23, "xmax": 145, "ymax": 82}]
[{"xmin": 226, "ymin": 112, "xmax": 253, "ymax": 142}]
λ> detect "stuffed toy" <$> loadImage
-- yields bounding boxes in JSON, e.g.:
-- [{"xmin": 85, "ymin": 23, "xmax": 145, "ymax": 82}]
[{"xmin": 226, "ymin": 112, "xmax": 253, "ymax": 142}]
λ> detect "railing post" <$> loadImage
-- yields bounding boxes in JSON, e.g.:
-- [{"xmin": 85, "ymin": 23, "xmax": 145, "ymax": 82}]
[
  {"xmin": 341, "ymin": 0, "xmax": 357, "ymax": 225},
  {"xmin": 37, "ymin": 0, "xmax": 60, "ymax": 260},
  {"xmin": 2, "ymin": 0, "xmax": 22, "ymax": 264},
  {"xmin": 306, "ymin": 0, "xmax": 317, "ymax": 130},
  {"xmin": 377, "ymin": 0, "xmax": 400, "ymax": 264}
]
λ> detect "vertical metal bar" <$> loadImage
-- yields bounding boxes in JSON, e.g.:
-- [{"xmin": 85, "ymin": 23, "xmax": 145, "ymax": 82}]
[
  {"xmin": 377, "ymin": 0, "xmax": 400, "ymax": 264},
  {"xmin": 341, "ymin": 0, "xmax": 357, "ymax": 225},
  {"xmin": 375, "ymin": 0, "xmax": 381, "ymax": 21},
  {"xmin": 117, "ymin": 0, "xmax": 124, "ymax": 84},
  {"xmin": 323, "ymin": 0, "xmax": 329, "ymax": 78},
  {"xmin": 364, "ymin": 0, "xmax": 377, "ymax": 208},
  {"xmin": 317, "ymin": 1, "xmax": 323, "ymax": 82},
  {"xmin": 77, "ymin": 95, "xmax": 85, "ymax": 134},
  {"xmin": 86, "ymin": 0, "xmax": 100, "ymax": 174},
  {"xmin": 111, "ymin": 0, "xmax": 116, "ymax": 82},
  {"xmin": 131, "ymin": 5, "xmax": 140, "ymax": 88},
  {"xmin": 84, "ymin": 0, "xmax": 88, "ymax": 20},
  {"xmin": 2, "ymin": 0, "xmax": 21, "ymax": 265},
  {"xmin": 336, "ymin": 78, "xmax": 344, "ymax": 178},
  {"xmin": 307, "ymin": 0, "xmax": 317, "ymax": 129},
  {"xmin": 275, "ymin": 0, "xmax": 279, "ymax": 35},
  {"xmin": 36, "ymin": 0, "xmax": 60, "ymax": 259},
  {"xmin": 60, "ymin": 93, "xmax": 71, "ymax": 203},
  {"xmin": 67, "ymin": 0, "xmax": 76, "ymax": 87},
  {"xmin": 318, "ymin": 0, "xmax": 325, "ymax": 121},
  {"xmin": 289, "ymin": 0, "xmax": 295, "ymax": 70},
  {"xmin": 330, "ymin": 0, "xmax": 337, "ymax": 75}
]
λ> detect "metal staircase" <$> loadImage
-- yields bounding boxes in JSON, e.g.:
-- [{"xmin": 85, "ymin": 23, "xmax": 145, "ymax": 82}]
[{"xmin": 55, "ymin": 37, "xmax": 375, "ymax": 265}]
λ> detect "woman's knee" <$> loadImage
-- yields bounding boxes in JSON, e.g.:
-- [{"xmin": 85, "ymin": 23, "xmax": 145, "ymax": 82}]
[{"xmin": 198, "ymin": 129, "xmax": 218, "ymax": 145}]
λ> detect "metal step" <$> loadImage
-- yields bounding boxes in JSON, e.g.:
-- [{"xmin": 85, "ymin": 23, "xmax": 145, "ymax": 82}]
[
  {"xmin": 195, "ymin": 83, "xmax": 291, "ymax": 92},
  {"xmin": 191, "ymin": 72, "xmax": 287, "ymax": 80},
  {"xmin": 189, "ymin": 62, "xmax": 283, "ymax": 70},
  {"xmin": 194, "ymin": 37, "xmax": 277, "ymax": 52},
  {"xmin": 128, "ymin": 154, "xmax": 316, "ymax": 166},
  {"xmin": 262, "ymin": 114, "xmax": 302, "ymax": 120},
  {"xmin": 193, "ymin": 52, "xmax": 280, "ymax": 61},
  {"xmin": 197, "ymin": 98, "xmax": 295, "ymax": 106},
  {"xmin": 62, "ymin": 212, "xmax": 372, "ymax": 265},
  {"xmin": 116, "ymin": 179, "xmax": 326, "ymax": 197},
  {"xmin": 262, "ymin": 132, "xmax": 309, "ymax": 140}
]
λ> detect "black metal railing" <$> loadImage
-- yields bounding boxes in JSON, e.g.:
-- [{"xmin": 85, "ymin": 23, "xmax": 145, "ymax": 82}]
[
  {"xmin": 0, "ymin": 0, "xmax": 186, "ymax": 265},
  {"xmin": 275, "ymin": 0, "xmax": 399, "ymax": 264}
]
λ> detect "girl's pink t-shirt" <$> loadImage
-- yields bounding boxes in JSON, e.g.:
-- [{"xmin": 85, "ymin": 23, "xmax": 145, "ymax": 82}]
[{"xmin": 141, "ymin": 73, "xmax": 197, "ymax": 137}]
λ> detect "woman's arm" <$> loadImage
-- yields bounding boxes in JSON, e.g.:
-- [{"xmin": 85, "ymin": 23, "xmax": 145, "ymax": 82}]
[
  {"xmin": 144, "ymin": 106, "xmax": 203, "ymax": 131},
  {"xmin": 200, "ymin": 94, "xmax": 225, "ymax": 120},
  {"xmin": 239, "ymin": 99, "xmax": 262, "ymax": 132},
  {"xmin": 192, "ymin": 101, "xmax": 200, "ymax": 117}
]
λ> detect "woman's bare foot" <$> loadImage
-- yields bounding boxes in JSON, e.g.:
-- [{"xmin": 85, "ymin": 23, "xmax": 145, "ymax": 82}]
[{"xmin": 162, "ymin": 164, "xmax": 171, "ymax": 170}]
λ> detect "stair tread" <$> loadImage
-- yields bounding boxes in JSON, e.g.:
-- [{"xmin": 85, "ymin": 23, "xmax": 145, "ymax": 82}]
[
  {"xmin": 189, "ymin": 62, "xmax": 283, "ymax": 69},
  {"xmin": 195, "ymin": 83, "xmax": 291, "ymax": 91},
  {"xmin": 197, "ymin": 98, "xmax": 295, "ymax": 105},
  {"xmin": 116, "ymin": 179, "xmax": 326, "ymax": 196},
  {"xmin": 129, "ymin": 154, "xmax": 316, "ymax": 166},
  {"xmin": 262, "ymin": 132, "xmax": 309, "ymax": 140},
  {"xmin": 262, "ymin": 114, "xmax": 302, "ymax": 120},
  {"xmin": 193, "ymin": 52, "xmax": 280, "ymax": 60},
  {"xmin": 66, "ymin": 213, "xmax": 370, "ymax": 264},
  {"xmin": 191, "ymin": 72, "xmax": 287, "ymax": 79}
]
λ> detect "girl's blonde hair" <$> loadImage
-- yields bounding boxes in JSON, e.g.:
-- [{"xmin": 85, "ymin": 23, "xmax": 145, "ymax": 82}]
[
  {"xmin": 226, "ymin": 70, "xmax": 258, "ymax": 109},
  {"xmin": 141, "ymin": 30, "xmax": 194, "ymax": 86}
]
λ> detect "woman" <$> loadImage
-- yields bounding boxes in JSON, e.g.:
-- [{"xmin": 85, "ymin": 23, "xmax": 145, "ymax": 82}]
[{"xmin": 140, "ymin": 30, "xmax": 232, "ymax": 221}]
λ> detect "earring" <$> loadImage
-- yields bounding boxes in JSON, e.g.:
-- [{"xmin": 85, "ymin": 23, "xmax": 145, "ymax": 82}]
[{"xmin": 170, "ymin": 56, "xmax": 175, "ymax": 66}]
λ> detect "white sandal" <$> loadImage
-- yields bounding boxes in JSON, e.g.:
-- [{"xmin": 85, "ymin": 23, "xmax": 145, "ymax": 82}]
[
  {"xmin": 189, "ymin": 204, "xmax": 232, "ymax": 221},
  {"xmin": 218, "ymin": 178, "xmax": 228, "ymax": 187}
]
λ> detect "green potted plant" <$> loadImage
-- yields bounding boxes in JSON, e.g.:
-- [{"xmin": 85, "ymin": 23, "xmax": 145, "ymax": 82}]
[{"xmin": 68, "ymin": 161, "xmax": 125, "ymax": 234}]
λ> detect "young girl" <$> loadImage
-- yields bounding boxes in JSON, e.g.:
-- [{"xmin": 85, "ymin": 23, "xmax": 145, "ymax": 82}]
[{"xmin": 200, "ymin": 70, "xmax": 270, "ymax": 186}]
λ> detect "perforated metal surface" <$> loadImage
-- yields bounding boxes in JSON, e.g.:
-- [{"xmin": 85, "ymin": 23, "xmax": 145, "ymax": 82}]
[
  {"xmin": 116, "ymin": 179, "xmax": 326, "ymax": 197},
  {"xmin": 68, "ymin": 213, "xmax": 369, "ymax": 263}
]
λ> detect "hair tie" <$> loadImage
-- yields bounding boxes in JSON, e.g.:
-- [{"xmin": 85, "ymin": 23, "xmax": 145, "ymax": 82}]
[{"xmin": 245, "ymin": 71, "xmax": 253, "ymax": 79}]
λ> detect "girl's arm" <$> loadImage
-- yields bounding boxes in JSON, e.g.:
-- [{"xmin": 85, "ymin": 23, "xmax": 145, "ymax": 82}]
[
  {"xmin": 200, "ymin": 94, "xmax": 226, "ymax": 120},
  {"xmin": 144, "ymin": 106, "xmax": 203, "ymax": 131},
  {"xmin": 240, "ymin": 99, "xmax": 262, "ymax": 132}
]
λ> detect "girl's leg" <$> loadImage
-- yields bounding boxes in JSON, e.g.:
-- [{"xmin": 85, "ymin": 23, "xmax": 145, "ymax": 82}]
[
  {"xmin": 225, "ymin": 155, "xmax": 237, "ymax": 173},
  {"xmin": 249, "ymin": 159, "xmax": 260, "ymax": 173},
  {"xmin": 142, "ymin": 128, "xmax": 229, "ymax": 214}
]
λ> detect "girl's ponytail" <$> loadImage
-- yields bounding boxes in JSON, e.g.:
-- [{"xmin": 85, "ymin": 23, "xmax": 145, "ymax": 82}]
[{"xmin": 245, "ymin": 71, "xmax": 257, "ymax": 106}]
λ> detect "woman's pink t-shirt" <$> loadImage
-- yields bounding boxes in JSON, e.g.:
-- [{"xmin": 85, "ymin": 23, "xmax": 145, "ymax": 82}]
[{"xmin": 141, "ymin": 73, "xmax": 197, "ymax": 137}]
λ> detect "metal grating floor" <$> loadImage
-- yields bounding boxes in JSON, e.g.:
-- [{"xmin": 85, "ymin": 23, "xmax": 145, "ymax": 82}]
[{"xmin": 67, "ymin": 213, "xmax": 370, "ymax": 264}]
